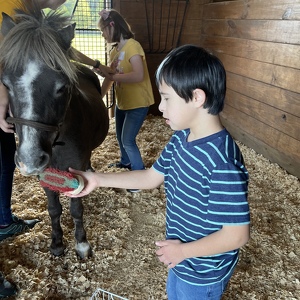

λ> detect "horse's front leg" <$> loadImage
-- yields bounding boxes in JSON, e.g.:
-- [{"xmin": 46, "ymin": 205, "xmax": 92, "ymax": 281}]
[
  {"xmin": 45, "ymin": 189, "xmax": 65, "ymax": 256},
  {"xmin": 70, "ymin": 197, "xmax": 92, "ymax": 259}
]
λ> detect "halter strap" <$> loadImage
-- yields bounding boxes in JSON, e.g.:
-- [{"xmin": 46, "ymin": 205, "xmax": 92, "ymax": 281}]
[{"xmin": 6, "ymin": 116, "xmax": 59, "ymax": 132}]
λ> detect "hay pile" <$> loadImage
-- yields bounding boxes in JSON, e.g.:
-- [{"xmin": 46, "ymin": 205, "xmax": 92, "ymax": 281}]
[{"xmin": 0, "ymin": 115, "xmax": 299, "ymax": 299}]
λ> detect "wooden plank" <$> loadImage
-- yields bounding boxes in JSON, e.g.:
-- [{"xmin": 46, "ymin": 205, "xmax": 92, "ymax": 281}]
[
  {"xmin": 226, "ymin": 73, "xmax": 300, "ymax": 117},
  {"xmin": 204, "ymin": 0, "xmax": 246, "ymax": 19},
  {"xmin": 218, "ymin": 53, "xmax": 300, "ymax": 94},
  {"xmin": 112, "ymin": 0, "xmax": 120, "ymax": 12},
  {"xmin": 220, "ymin": 105, "xmax": 300, "ymax": 178},
  {"xmin": 226, "ymin": 89, "xmax": 300, "ymax": 140},
  {"xmin": 202, "ymin": 19, "xmax": 300, "ymax": 44},
  {"xmin": 220, "ymin": 116, "xmax": 300, "ymax": 178},
  {"xmin": 201, "ymin": 36, "xmax": 300, "ymax": 69},
  {"xmin": 221, "ymin": 104, "xmax": 300, "ymax": 160},
  {"xmin": 145, "ymin": 53, "xmax": 166, "ymax": 116},
  {"xmin": 204, "ymin": 0, "xmax": 300, "ymax": 20}
]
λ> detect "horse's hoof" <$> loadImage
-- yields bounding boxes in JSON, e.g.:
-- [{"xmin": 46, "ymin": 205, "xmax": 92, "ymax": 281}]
[
  {"xmin": 75, "ymin": 242, "xmax": 92, "ymax": 259},
  {"xmin": 50, "ymin": 245, "xmax": 65, "ymax": 257}
]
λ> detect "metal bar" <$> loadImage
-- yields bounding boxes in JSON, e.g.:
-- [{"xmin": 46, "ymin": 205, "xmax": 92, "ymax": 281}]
[
  {"xmin": 151, "ymin": 0, "xmax": 155, "ymax": 52},
  {"xmin": 71, "ymin": 0, "xmax": 79, "ymax": 17},
  {"xmin": 171, "ymin": 0, "xmax": 180, "ymax": 49},
  {"xmin": 156, "ymin": 0, "xmax": 164, "ymax": 52},
  {"xmin": 176, "ymin": 0, "xmax": 189, "ymax": 47},
  {"xmin": 144, "ymin": 0, "xmax": 152, "ymax": 53},
  {"xmin": 161, "ymin": 0, "xmax": 172, "ymax": 53}
]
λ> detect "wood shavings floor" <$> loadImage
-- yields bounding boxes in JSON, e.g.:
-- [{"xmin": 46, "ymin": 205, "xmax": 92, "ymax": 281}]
[{"xmin": 0, "ymin": 115, "xmax": 299, "ymax": 299}]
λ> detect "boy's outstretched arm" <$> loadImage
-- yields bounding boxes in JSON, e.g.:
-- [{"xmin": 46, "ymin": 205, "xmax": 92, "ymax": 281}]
[
  {"xmin": 156, "ymin": 224, "xmax": 250, "ymax": 269},
  {"xmin": 64, "ymin": 167, "xmax": 164, "ymax": 198}
]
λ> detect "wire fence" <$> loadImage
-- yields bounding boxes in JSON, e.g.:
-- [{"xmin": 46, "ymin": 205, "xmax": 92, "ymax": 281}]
[
  {"xmin": 71, "ymin": 0, "xmax": 114, "ymax": 109},
  {"xmin": 90, "ymin": 288, "xmax": 128, "ymax": 300}
]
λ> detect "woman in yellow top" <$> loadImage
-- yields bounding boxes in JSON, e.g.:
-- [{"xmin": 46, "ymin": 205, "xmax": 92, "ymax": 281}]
[{"xmin": 98, "ymin": 9, "xmax": 154, "ymax": 188}]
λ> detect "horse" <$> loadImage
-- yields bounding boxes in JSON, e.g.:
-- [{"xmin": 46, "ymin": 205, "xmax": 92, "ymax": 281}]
[{"xmin": 0, "ymin": 6, "xmax": 109, "ymax": 259}]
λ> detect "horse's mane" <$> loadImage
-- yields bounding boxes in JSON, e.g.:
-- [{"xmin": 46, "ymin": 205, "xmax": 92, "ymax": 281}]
[{"xmin": 0, "ymin": 3, "xmax": 78, "ymax": 84}]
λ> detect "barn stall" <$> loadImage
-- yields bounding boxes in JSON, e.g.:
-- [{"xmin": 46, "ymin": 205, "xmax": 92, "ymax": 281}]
[
  {"xmin": 1, "ymin": 0, "xmax": 300, "ymax": 299},
  {"xmin": 0, "ymin": 115, "xmax": 299, "ymax": 299}
]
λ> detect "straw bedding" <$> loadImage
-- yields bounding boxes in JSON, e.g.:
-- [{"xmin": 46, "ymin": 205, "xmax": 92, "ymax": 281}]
[{"xmin": 0, "ymin": 115, "xmax": 299, "ymax": 300}]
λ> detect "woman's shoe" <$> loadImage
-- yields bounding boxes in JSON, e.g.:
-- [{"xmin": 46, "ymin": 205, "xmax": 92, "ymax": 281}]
[
  {"xmin": 108, "ymin": 162, "xmax": 131, "ymax": 170},
  {"xmin": 126, "ymin": 189, "xmax": 141, "ymax": 193},
  {"xmin": 0, "ymin": 273, "xmax": 17, "ymax": 298},
  {"xmin": 0, "ymin": 215, "xmax": 40, "ymax": 241}
]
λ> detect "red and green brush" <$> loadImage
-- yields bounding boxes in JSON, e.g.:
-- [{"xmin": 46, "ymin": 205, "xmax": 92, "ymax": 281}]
[{"xmin": 38, "ymin": 168, "xmax": 84, "ymax": 195}]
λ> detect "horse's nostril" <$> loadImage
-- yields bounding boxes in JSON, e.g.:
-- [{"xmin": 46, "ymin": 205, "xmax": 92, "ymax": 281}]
[
  {"xmin": 40, "ymin": 153, "xmax": 50, "ymax": 167},
  {"xmin": 15, "ymin": 151, "xmax": 50, "ymax": 175}
]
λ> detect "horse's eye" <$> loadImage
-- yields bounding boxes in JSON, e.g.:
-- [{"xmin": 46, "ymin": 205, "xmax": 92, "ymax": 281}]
[
  {"xmin": 56, "ymin": 85, "xmax": 66, "ymax": 95},
  {"xmin": 1, "ymin": 80, "xmax": 10, "ymax": 91}
]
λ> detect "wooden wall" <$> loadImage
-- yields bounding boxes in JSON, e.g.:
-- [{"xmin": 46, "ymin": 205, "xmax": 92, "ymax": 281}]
[
  {"xmin": 199, "ymin": 0, "xmax": 300, "ymax": 178},
  {"xmin": 114, "ymin": 0, "xmax": 300, "ymax": 178},
  {"xmin": 113, "ymin": 0, "xmax": 200, "ymax": 116}
]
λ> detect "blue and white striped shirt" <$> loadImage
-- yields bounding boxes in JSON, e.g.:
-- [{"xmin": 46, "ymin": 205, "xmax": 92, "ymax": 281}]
[{"xmin": 153, "ymin": 128, "xmax": 250, "ymax": 286}]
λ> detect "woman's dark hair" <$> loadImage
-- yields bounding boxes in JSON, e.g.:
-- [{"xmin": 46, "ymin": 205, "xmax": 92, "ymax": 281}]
[
  {"xmin": 155, "ymin": 45, "xmax": 226, "ymax": 115},
  {"xmin": 99, "ymin": 9, "xmax": 134, "ymax": 43}
]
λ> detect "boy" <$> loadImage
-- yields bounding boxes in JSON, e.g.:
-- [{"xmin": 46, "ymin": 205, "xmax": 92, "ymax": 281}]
[{"xmin": 65, "ymin": 45, "xmax": 250, "ymax": 300}]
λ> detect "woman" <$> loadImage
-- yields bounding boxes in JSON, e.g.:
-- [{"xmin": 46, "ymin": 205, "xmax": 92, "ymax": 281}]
[{"xmin": 98, "ymin": 9, "xmax": 154, "ymax": 191}]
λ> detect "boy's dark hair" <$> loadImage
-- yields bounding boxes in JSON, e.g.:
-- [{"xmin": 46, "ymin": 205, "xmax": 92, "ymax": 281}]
[
  {"xmin": 99, "ymin": 9, "xmax": 134, "ymax": 43},
  {"xmin": 155, "ymin": 45, "xmax": 226, "ymax": 115}
]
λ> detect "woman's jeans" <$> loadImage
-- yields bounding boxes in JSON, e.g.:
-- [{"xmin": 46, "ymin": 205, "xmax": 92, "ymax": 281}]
[
  {"xmin": 115, "ymin": 106, "xmax": 149, "ymax": 170},
  {"xmin": 0, "ymin": 129, "xmax": 16, "ymax": 225},
  {"xmin": 167, "ymin": 269, "xmax": 231, "ymax": 300}
]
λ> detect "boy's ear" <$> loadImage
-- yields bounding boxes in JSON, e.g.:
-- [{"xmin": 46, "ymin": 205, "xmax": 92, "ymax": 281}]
[{"xmin": 193, "ymin": 89, "xmax": 206, "ymax": 107}]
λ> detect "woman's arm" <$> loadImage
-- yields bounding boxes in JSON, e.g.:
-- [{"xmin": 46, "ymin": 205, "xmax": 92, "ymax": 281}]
[
  {"xmin": 72, "ymin": 47, "xmax": 114, "ymax": 77},
  {"xmin": 100, "ymin": 77, "xmax": 114, "ymax": 98},
  {"xmin": 99, "ymin": 54, "xmax": 144, "ymax": 97},
  {"xmin": 112, "ymin": 54, "xmax": 144, "ymax": 83}
]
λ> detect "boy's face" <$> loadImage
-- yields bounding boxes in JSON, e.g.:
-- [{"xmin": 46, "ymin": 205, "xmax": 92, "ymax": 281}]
[{"xmin": 158, "ymin": 80, "xmax": 197, "ymax": 131}]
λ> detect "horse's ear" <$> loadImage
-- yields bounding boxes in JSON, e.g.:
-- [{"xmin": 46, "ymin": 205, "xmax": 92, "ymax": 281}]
[
  {"xmin": 1, "ymin": 13, "xmax": 16, "ymax": 36},
  {"xmin": 57, "ymin": 23, "xmax": 76, "ymax": 50}
]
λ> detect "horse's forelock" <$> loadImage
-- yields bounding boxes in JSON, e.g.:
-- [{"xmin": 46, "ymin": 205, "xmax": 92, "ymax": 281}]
[{"xmin": 0, "ymin": 10, "xmax": 77, "ymax": 85}]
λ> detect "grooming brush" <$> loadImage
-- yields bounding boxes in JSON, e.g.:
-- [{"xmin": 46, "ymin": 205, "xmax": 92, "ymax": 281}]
[{"xmin": 39, "ymin": 168, "xmax": 84, "ymax": 195}]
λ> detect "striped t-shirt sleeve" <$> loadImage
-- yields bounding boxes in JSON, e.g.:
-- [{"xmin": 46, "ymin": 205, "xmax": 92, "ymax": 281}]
[{"xmin": 207, "ymin": 161, "xmax": 250, "ymax": 225}]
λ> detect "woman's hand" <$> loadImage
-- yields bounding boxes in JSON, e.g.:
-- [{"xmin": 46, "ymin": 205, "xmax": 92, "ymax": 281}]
[
  {"xmin": 0, "ymin": 83, "xmax": 14, "ymax": 133},
  {"xmin": 93, "ymin": 65, "xmax": 115, "ymax": 78}
]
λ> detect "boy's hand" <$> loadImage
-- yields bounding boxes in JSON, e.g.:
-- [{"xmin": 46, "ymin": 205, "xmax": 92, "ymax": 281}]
[
  {"xmin": 63, "ymin": 168, "xmax": 98, "ymax": 198},
  {"xmin": 155, "ymin": 239, "xmax": 185, "ymax": 269}
]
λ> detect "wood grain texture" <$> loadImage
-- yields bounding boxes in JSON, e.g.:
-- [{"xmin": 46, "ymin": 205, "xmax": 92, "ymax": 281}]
[
  {"xmin": 204, "ymin": 0, "xmax": 300, "ymax": 20},
  {"xmin": 200, "ymin": 0, "xmax": 300, "ymax": 177},
  {"xmin": 116, "ymin": 0, "xmax": 300, "ymax": 177}
]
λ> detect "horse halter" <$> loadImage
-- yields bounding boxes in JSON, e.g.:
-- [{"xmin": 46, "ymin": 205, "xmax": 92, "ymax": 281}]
[{"xmin": 6, "ymin": 116, "xmax": 64, "ymax": 147}]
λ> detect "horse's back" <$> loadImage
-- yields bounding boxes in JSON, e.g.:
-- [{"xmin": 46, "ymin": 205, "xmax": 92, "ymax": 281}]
[{"xmin": 58, "ymin": 65, "xmax": 109, "ymax": 169}]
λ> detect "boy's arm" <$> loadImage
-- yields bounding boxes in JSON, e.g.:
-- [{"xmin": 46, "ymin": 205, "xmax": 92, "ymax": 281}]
[
  {"xmin": 156, "ymin": 224, "xmax": 250, "ymax": 268},
  {"xmin": 65, "ymin": 167, "xmax": 164, "ymax": 198}
]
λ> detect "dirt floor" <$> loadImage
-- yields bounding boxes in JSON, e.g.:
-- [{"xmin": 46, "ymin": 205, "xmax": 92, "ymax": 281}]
[{"xmin": 0, "ymin": 115, "xmax": 299, "ymax": 300}]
